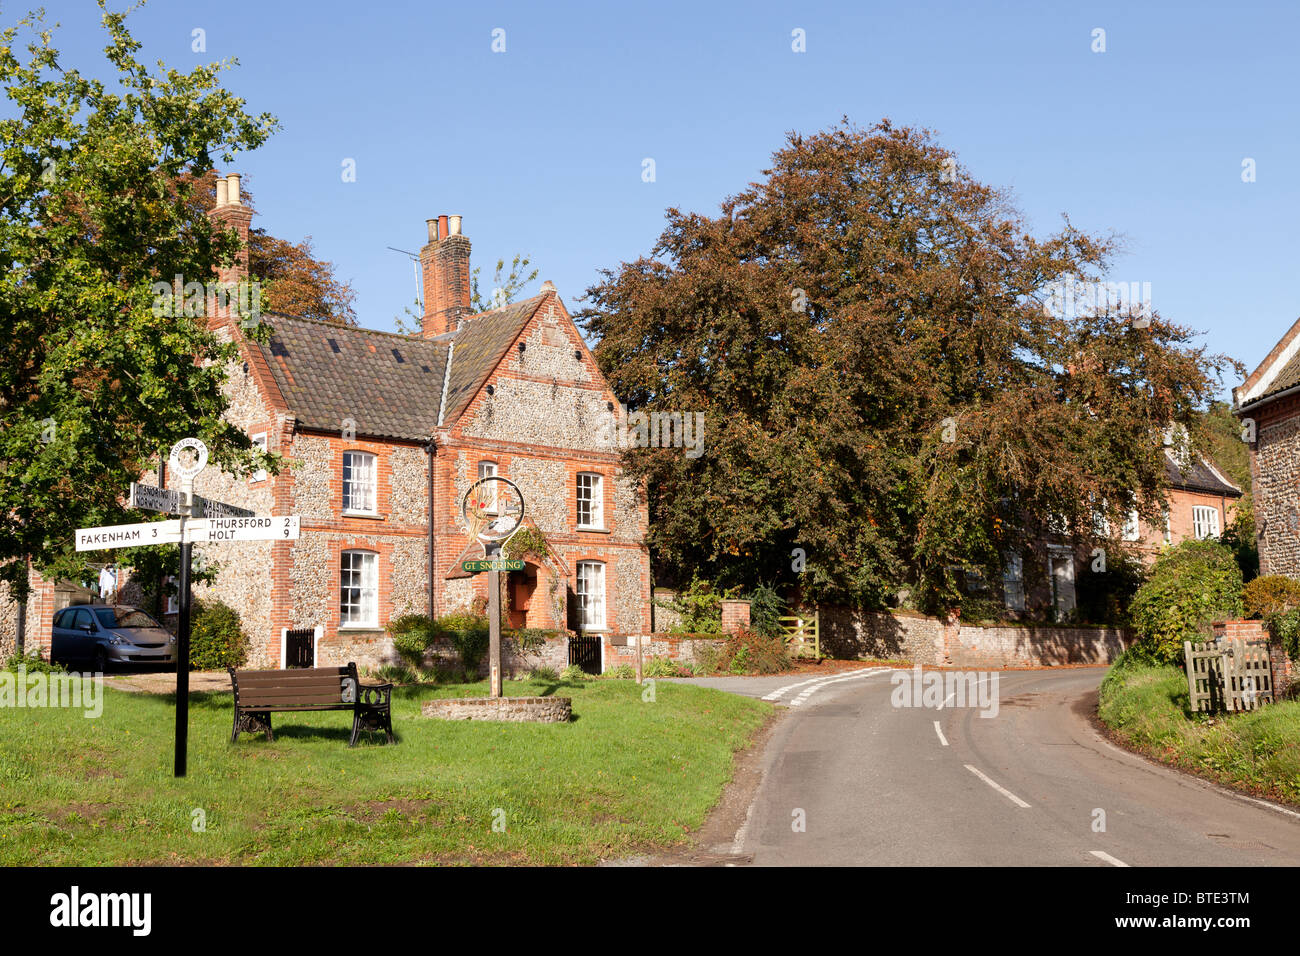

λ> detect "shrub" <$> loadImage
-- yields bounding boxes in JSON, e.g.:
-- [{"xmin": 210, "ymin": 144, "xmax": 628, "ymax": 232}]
[
  {"xmin": 747, "ymin": 584, "xmax": 787, "ymax": 638},
  {"xmin": 690, "ymin": 644, "xmax": 722, "ymax": 676},
  {"xmin": 643, "ymin": 655, "xmax": 690, "ymax": 678},
  {"xmin": 189, "ymin": 599, "xmax": 250, "ymax": 670},
  {"xmin": 657, "ymin": 574, "xmax": 723, "ymax": 634},
  {"xmin": 433, "ymin": 610, "xmax": 490, "ymax": 677},
  {"xmin": 559, "ymin": 664, "xmax": 588, "ymax": 682},
  {"xmin": 386, "ymin": 613, "xmax": 436, "ymax": 669},
  {"xmin": 528, "ymin": 666, "xmax": 560, "ymax": 682},
  {"xmin": 718, "ymin": 628, "xmax": 790, "ymax": 675},
  {"xmin": 1268, "ymin": 607, "xmax": 1300, "ymax": 662},
  {"xmin": 1128, "ymin": 539, "xmax": 1244, "ymax": 665},
  {"xmin": 3, "ymin": 649, "xmax": 64, "ymax": 673},
  {"xmin": 601, "ymin": 663, "xmax": 636, "ymax": 679},
  {"xmin": 1242, "ymin": 575, "xmax": 1300, "ymax": 621}
]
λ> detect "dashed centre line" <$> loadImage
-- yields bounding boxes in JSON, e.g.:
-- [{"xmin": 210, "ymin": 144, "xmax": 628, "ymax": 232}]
[
  {"xmin": 1089, "ymin": 850, "xmax": 1130, "ymax": 867},
  {"xmin": 964, "ymin": 764, "xmax": 1031, "ymax": 808}
]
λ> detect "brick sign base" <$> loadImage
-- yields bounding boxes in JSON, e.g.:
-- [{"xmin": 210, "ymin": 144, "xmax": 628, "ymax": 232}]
[{"xmin": 421, "ymin": 696, "xmax": 572, "ymax": 723}]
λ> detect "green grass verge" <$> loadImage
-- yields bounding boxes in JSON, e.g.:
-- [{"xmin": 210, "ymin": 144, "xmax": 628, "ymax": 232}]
[
  {"xmin": 0, "ymin": 675, "xmax": 769, "ymax": 865},
  {"xmin": 1097, "ymin": 655, "xmax": 1300, "ymax": 806}
]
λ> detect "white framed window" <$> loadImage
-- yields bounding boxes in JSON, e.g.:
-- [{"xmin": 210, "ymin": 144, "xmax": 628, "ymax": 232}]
[
  {"xmin": 1122, "ymin": 509, "xmax": 1141, "ymax": 542},
  {"xmin": 165, "ymin": 575, "xmax": 178, "ymax": 615},
  {"xmin": 1163, "ymin": 508, "xmax": 1172, "ymax": 544},
  {"xmin": 1001, "ymin": 552, "xmax": 1025, "ymax": 612},
  {"xmin": 1192, "ymin": 506, "xmax": 1220, "ymax": 540},
  {"xmin": 577, "ymin": 472, "xmax": 604, "ymax": 529},
  {"xmin": 342, "ymin": 451, "xmax": 377, "ymax": 514},
  {"xmin": 250, "ymin": 432, "xmax": 267, "ymax": 482},
  {"xmin": 576, "ymin": 561, "xmax": 606, "ymax": 630},
  {"xmin": 477, "ymin": 461, "xmax": 498, "ymax": 513},
  {"xmin": 340, "ymin": 550, "xmax": 378, "ymax": 627}
]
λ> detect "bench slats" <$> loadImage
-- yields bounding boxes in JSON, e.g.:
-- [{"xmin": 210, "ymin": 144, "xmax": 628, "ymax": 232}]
[{"xmin": 234, "ymin": 670, "xmax": 350, "ymax": 683}]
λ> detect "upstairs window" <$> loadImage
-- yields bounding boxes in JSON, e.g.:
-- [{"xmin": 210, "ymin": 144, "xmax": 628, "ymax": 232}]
[
  {"xmin": 1192, "ymin": 506, "xmax": 1220, "ymax": 540},
  {"xmin": 342, "ymin": 451, "xmax": 377, "ymax": 514},
  {"xmin": 1122, "ymin": 510, "xmax": 1141, "ymax": 542},
  {"xmin": 577, "ymin": 472, "xmax": 604, "ymax": 529},
  {"xmin": 477, "ymin": 461, "xmax": 498, "ymax": 513},
  {"xmin": 250, "ymin": 432, "xmax": 267, "ymax": 483}
]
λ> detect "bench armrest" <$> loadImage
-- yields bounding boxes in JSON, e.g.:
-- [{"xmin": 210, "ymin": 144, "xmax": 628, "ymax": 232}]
[{"xmin": 358, "ymin": 682, "xmax": 392, "ymax": 708}]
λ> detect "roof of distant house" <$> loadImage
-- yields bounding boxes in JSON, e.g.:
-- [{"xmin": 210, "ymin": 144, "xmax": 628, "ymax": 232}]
[
  {"xmin": 249, "ymin": 293, "xmax": 547, "ymax": 441},
  {"xmin": 1164, "ymin": 449, "xmax": 1242, "ymax": 498}
]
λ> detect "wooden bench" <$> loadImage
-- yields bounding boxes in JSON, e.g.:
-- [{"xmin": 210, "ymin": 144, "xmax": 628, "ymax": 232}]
[{"xmin": 228, "ymin": 662, "xmax": 394, "ymax": 747}]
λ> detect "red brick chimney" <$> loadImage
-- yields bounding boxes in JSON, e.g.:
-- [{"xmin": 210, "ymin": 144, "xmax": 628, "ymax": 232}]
[{"xmin": 420, "ymin": 214, "xmax": 471, "ymax": 338}]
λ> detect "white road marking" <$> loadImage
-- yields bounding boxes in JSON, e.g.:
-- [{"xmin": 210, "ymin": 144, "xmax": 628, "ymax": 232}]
[
  {"xmin": 939, "ymin": 691, "xmax": 956, "ymax": 711},
  {"xmin": 789, "ymin": 667, "xmax": 893, "ymax": 706},
  {"xmin": 964, "ymin": 764, "xmax": 1031, "ymax": 808},
  {"xmin": 760, "ymin": 673, "xmax": 842, "ymax": 701},
  {"xmin": 760, "ymin": 667, "xmax": 883, "ymax": 701},
  {"xmin": 1089, "ymin": 850, "xmax": 1130, "ymax": 867},
  {"xmin": 1092, "ymin": 728, "xmax": 1300, "ymax": 820},
  {"xmin": 933, "ymin": 721, "xmax": 949, "ymax": 747}
]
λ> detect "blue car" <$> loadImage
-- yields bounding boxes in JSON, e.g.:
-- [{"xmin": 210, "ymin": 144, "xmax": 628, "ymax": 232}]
[{"xmin": 50, "ymin": 604, "xmax": 177, "ymax": 672}]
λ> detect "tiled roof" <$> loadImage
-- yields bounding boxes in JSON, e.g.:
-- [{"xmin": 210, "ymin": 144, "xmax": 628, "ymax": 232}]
[
  {"xmin": 1254, "ymin": 351, "xmax": 1300, "ymax": 403},
  {"xmin": 251, "ymin": 295, "xmax": 545, "ymax": 441},
  {"xmin": 433, "ymin": 294, "xmax": 545, "ymax": 424},
  {"xmin": 1164, "ymin": 450, "xmax": 1242, "ymax": 498}
]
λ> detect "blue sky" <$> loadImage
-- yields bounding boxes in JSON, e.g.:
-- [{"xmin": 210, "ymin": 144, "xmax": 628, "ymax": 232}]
[{"xmin": 22, "ymin": 0, "xmax": 1300, "ymax": 397}]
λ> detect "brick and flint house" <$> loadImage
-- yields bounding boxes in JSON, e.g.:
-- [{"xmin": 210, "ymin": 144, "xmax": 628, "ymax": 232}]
[
  {"xmin": 3, "ymin": 177, "xmax": 652, "ymax": 670},
  {"xmin": 995, "ymin": 447, "xmax": 1241, "ymax": 620},
  {"xmin": 1236, "ymin": 315, "xmax": 1300, "ymax": 577}
]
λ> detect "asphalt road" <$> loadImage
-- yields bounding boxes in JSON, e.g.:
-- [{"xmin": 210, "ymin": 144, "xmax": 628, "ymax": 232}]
[{"xmin": 678, "ymin": 667, "xmax": 1300, "ymax": 866}]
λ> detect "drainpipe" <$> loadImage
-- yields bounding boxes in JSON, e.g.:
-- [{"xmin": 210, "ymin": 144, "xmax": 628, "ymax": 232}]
[{"xmin": 426, "ymin": 438, "xmax": 436, "ymax": 619}]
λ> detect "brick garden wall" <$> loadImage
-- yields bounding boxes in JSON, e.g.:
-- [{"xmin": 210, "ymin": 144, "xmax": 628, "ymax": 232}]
[
  {"xmin": 818, "ymin": 605, "xmax": 1128, "ymax": 668},
  {"xmin": 602, "ymin": 634, "xmax": 728, "ymax": 670}
]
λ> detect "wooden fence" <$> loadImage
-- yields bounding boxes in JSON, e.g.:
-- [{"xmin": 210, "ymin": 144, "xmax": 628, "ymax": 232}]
[
  {"xmin": 1184, "ymin": 639, "xmax": 1273, "ymax": 713},
  {"xmin": 780, "ymin": 613, "xmax": 820, "ymax": 659}
]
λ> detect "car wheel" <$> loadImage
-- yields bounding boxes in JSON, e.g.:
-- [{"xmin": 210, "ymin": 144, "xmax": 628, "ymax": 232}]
[{"xmin": 93, "ymin": 647, "xmax": 108, "ymax": 674}]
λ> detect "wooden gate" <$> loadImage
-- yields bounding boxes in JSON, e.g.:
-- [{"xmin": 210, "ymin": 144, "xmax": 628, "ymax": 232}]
[
  {"xmin": 568, "ymin": 633, "xmax": 602, "ymax": 675},
  {"xmin": 780, "ymin": 612, "xmax": 820, "ymax": 659},
  {"xmin": 284, "ymin": 627, "xmax": 316, "ymax": 669},
  {"xmin": 1184, "ymin": 639, "xmax": 1273, "ymax": 713}
]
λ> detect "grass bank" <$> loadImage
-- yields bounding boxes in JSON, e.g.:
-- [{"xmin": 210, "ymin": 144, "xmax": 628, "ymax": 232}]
[
  {"xmin": 0, "ymin": 674, "xmax": 769, "ymax": 865},
  {"xmin": 1097, "ymin": 655, "xmax": 1300, "ymax": 806}
]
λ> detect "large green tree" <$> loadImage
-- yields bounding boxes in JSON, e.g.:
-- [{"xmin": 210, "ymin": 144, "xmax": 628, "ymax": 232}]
[
  {"xmin": 0, "ymin": 4, "xmax": 278, "ymax": 621},
  {"xmin": 580, "ymin": 119, "xmax": 1236, "ymax": 613}
]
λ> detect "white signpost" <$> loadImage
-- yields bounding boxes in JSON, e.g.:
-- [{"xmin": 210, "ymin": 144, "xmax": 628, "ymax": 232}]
[
  {"xmin": 130, "ymin": 483, "xmax": 256, "ymax": 520},
  {"xmin": 76, "ymin": 519, "xmax": 185, "ymax": 551},
  {"xmin": 73, "ymin": 438, "xmax": 300, "ymax": 778}
]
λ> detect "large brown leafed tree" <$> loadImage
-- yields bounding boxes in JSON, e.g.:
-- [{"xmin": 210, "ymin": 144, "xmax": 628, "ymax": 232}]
[{"xmin": 579, "ymin": 119, "xmax": 1236, "ymax": 614}]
